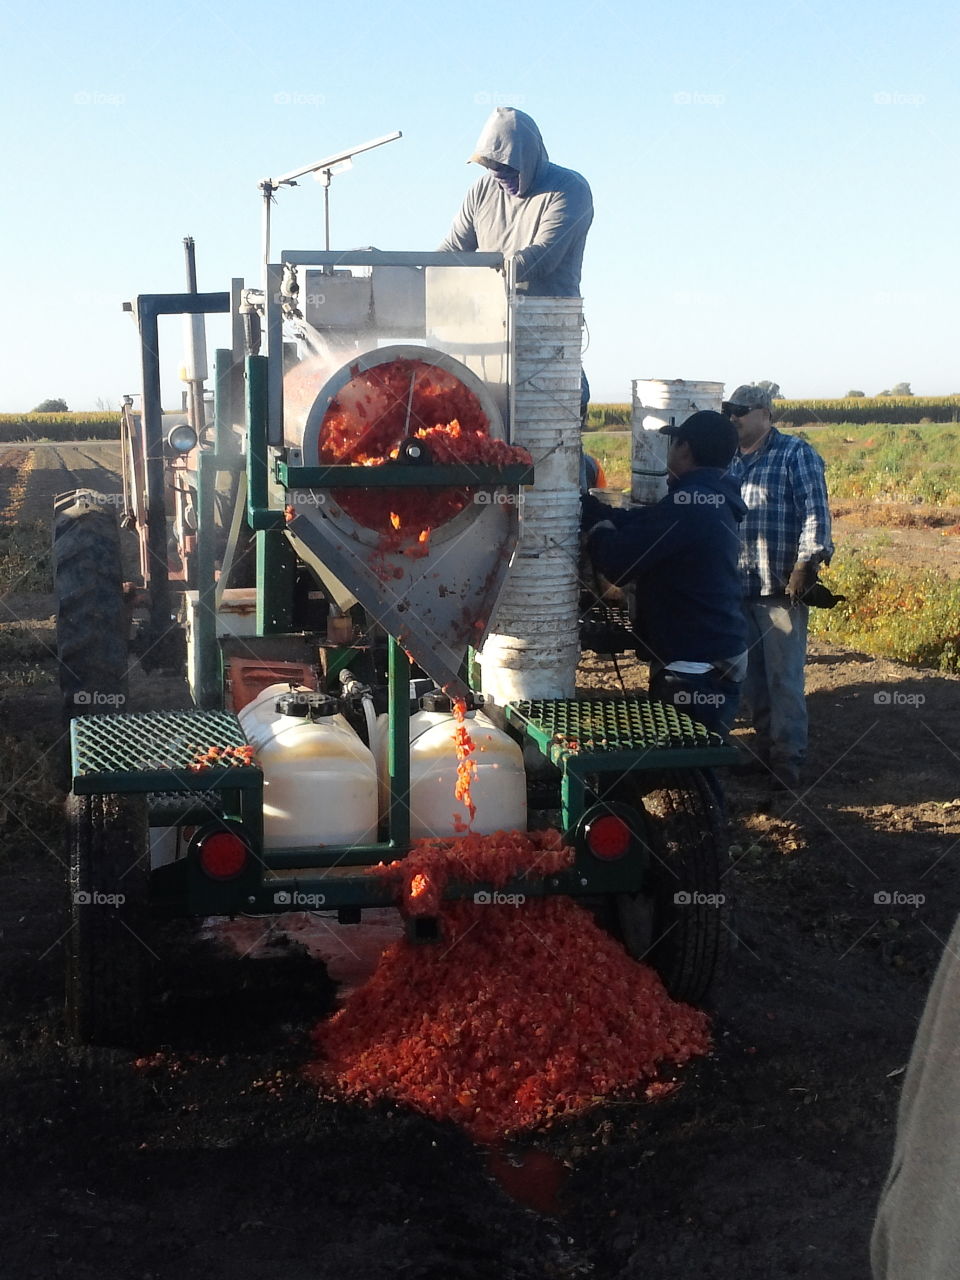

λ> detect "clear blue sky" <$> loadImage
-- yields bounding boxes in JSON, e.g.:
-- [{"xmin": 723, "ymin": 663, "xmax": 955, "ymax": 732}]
[{"xmin": 1, "ymin": 0, "xmax": 957, "ymax": 409}]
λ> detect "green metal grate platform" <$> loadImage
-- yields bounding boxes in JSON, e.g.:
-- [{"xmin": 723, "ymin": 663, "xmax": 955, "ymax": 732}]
[
  {"xmin": 579, "ymin": 604, "xmax": 642, "ymax": 655},
  {"xmin": 71, "ymin": 710, "xmax": 262, "ymax": 796},
  {"xmin": 505, "ymin": 696, "xmax": 739, "ymax": 771}
]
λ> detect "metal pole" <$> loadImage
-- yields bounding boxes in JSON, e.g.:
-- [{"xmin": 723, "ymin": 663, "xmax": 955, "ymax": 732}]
[
  {"xmin": 193, "ymin": 348, "xmax": 232, "ymax": 708},
  {"xmin": 387, "ymin": 638, "xmax": 411, "ymax": 848},
  {"xmin": 183, "ymin": 236, "xmax": 198, "ymax": 291},
  {"xmin": 260, "ymin": 181, "xmax": 273, "ymax": 298},
  {"xmin": 138, "ymin": 301, "xmax": 173, "ymax": 657},
  {"xmin": 183, "ymin": 237, "xmax": 204, "ymax": 435}
]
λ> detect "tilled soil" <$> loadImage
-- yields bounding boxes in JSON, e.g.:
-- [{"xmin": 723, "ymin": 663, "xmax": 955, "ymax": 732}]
[
  {"xmin": 2, "ymin": 446, "xmax": 958, "ymax": 1278},
  {"xmin": 0, "ymin": 441, "xmax": 125, "ymax": 519}
]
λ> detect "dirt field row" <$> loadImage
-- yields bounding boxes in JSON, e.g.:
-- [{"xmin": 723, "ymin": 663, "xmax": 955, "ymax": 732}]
[
  {"xmin": 0, "ymin": 441, "xmax": 124, "ymax": 517},
  {"xmin": 1, "ymin": 443, "xmax": 957, "ymax": 1278}
]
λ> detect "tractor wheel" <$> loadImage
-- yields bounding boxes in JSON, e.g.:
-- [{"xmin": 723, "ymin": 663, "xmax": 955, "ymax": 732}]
[
  {"xmin": 52, "ymin": 489, "xmax": 129, "ymax": 718},
  {"xmin": 608, "ymin": 769, "xmax": 731, "ymax": 1006},
  {"xmin": 66, "ymin": 792, "xmax": 151, "ymax": 1047}
]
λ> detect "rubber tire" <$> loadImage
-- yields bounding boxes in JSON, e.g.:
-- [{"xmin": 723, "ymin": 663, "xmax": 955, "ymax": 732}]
[
  {"xmin": 608, "ymin": 769, "xmax": 731, "ymax": 1006},
  {"xmin": 53, "ymin": 489, "xmax": 129, "ymax": 717},
  {"xmin": 66, "ymin": 792, "xmax": 151, "ymax": 1047}
]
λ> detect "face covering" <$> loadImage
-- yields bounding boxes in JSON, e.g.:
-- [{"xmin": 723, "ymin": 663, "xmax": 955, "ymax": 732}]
[{"xmin": 492, "ymin": 167, "xmax": 520, "ymax": 196}]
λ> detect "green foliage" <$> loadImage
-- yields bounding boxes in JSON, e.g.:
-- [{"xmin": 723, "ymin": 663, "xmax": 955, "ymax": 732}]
[
  {"xmin": 0, "ymin": 730, "xmax": 64, "ymax": 850},
  {"xmin": 0, "ymin": 627, "xmax": 54, "ymax": 664},
  {"xmin": 0, "ymin": 523, "xmax": 52, "ymax": 594},
  {"xmin": 0, "ymin": 412, "xmax": 119, "ymax": 442},
  {"xmin": 811, "ymin": 549, "xmax": 960, "ymax": 672},
  {"xmin": 846, "ymin": 390, "xmax": 866, "ymax": 398},
  {"xmin": 780, "ymin": 422, "xmax": 960, "ymax": 505},
  {"xmin": 32, "ymin": 398, "xmax": 69, "ymax": 413},
  {"xmin": 775, "ymin": 397, "xmax": 960, "ymax": 425},
  {"xmin": 582, "ymin": 431, "xmax": 631, "ymax": 490}
]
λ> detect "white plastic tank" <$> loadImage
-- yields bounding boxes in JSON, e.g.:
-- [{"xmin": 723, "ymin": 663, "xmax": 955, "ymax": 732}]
[
  {"xmin": 631, "ymin": 378, "xmax": 724, "ymax": 505},
  {"xmin": 373, "ymin": 692, "xmax": 526, "ymax": 839},
  {"xmin": 237, "ymin": 683, "xmax": 378, "ymax": 849}
]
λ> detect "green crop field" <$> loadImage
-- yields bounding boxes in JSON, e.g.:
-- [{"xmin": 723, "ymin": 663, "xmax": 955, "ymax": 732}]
[
  {"xmin": 2, "ymin": 410, "xmax": 956, "ymax": 672},
  {"xmin": 582, "ymin": 419, "xmax": 960, "ymax": 672},
  {"xmin": 0, "ymin": 412, "xmax": 119, "ymax": 442}
]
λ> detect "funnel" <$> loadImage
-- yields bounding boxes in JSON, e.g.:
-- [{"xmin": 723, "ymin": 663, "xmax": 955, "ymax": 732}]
[{"xmin": 283, "ymin": 346, "xmax": 525, "ymax": 696}]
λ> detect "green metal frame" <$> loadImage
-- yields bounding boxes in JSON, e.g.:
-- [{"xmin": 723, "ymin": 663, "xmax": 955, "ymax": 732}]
[
  {"xmin": 89, "ymin": 314, "xmax": 732, "ymax": 922},
  {"xmin": 504, "ymin": 697, "xmax": 740, "ymax": 830},
  {"xmin": 68, "ymin": 686, "xmax": 673, "ymax": 918},
  {"xmin": 276, "ymin": 462, "xmax": 535, "ymax": 488},
  {"xmin": 193, "ymin": 347, "xmax": 242, "ymax": 709}
]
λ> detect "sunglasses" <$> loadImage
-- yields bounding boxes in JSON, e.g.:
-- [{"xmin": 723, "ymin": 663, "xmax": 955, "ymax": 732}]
[{"xmin": 722, "ymin": 402, "xmax": 757, "ymax": 417}]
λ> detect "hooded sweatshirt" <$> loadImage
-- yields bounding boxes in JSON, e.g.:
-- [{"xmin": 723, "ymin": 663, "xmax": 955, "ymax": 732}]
[
  {"xmin": 439, "ymin": 108, "xmax": 593, "ymax": 297},
  {"xmin": 583, "ymin": 470, "xmax": 748, "ymax": 666}
]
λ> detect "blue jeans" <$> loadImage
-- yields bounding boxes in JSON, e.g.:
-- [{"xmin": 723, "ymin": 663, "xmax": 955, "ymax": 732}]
[
  {"xmin": 742, "ymin": 597, "xmax": 809, "ymax": 768},
  {"xmin": 648, "ymin": 666, "xmax": 741, "ymax": 738}
]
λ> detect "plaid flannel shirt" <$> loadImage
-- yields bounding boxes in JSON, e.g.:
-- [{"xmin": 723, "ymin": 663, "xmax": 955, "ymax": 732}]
[{"xmin": 726, "ymin": 428, "xmax": 833, "ymax": 598}]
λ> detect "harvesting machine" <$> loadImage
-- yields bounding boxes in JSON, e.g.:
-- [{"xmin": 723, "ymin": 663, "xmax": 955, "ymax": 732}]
[{"xmin": 54, "ymin": 153, "xmax": 737, "ymax": 1047}]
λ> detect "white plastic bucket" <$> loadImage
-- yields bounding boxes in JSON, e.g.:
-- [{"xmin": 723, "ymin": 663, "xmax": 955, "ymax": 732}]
[
  {"xmin": 483, "ymin": 297, "xmax": 583, "ymax": 703},
  {"xmin": 630, "ymin": 378, "xmax": 724, "ymax": 505}
]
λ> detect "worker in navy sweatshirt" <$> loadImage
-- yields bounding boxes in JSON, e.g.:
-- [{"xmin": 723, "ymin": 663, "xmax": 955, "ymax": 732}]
[{"xmin": 581, "ymin": 411, "xmax": 747, "ymax": 737}]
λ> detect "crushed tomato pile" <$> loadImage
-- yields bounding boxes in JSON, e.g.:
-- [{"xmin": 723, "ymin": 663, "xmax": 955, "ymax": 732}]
[
  {"xmin": 314, "ymin": 357, "xmax": 531, "ymax": 535},
  {"xmin": 309, "ymin": 831, "xmax": 711, "ymax": 1142}
]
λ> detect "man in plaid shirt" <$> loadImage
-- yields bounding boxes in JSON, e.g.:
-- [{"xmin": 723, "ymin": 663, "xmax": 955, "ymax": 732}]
[{"xmin": 725, "ymin": 385, "xmax": 833, "ymax": 791}]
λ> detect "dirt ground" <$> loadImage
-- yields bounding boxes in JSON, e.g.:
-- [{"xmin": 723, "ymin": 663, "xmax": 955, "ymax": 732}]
[
  {"xmin": 2, "ymin": 446, "xmax": 959, "ymax": 1279},
  {"xmin": 832, "ymin": 501, "xmax": 960, "ymax": 576}
]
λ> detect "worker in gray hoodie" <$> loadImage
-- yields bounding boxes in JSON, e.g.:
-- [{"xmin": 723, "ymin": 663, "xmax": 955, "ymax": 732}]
[{"xmin": 439, "ymin": 107, "xmax": 593, "ymax": 298}]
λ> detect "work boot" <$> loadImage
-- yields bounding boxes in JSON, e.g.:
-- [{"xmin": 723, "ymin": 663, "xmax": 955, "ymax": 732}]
[
  {"xmin": 767, "ymin": 762, "xmax": 801, "ymax": 793},
  {"xmin": 730, "ymin": 743, "xmax": 770, "ymax": 777},
  {"xmin": 731, "ymin": 756, "xmax": 770, "ymax": 779}
]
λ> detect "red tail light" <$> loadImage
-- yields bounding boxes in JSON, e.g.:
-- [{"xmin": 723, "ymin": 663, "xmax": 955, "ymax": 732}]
[
  {"xmin": 198, "ymin": 830, "xmax": 250, "ymax": 880},
  {"xmin": 586, "ymin": 814, "xmax": 632, "ymax": 861}
]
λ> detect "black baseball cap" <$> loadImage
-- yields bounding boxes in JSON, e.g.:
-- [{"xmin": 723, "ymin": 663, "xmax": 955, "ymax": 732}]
[{"xmin": 659, "ymin": 410, "xmax": 738, "ymax": 467}]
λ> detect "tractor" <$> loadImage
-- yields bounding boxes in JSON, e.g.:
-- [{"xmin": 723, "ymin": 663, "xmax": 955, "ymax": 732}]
[{"xmin": 53, "ymin": 152, "xmax": 736, "ymax": 1047}]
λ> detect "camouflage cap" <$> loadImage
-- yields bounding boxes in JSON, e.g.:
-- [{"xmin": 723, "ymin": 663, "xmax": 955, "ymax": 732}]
[{"xmin": 724, "ymin": 384, "xmax": 773, "ymax": 413}]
